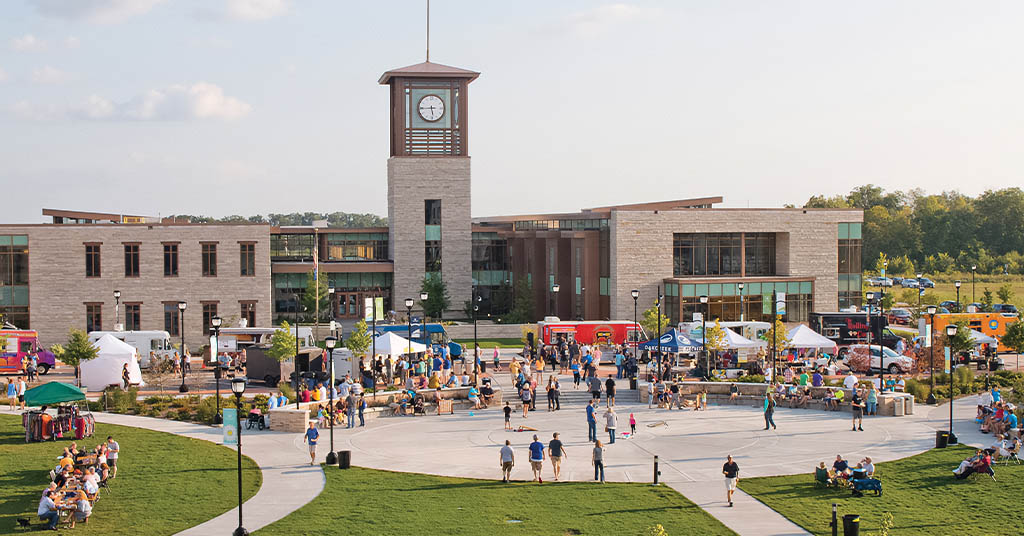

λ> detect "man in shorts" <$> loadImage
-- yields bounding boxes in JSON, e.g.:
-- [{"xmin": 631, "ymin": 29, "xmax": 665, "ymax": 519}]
[
  {"xmin": 304, "ymin": 420, "xmax": 319, "ymax": 465},
  {"xmin": 528, "ymin": 434, "xmax": 545, "ymax": 483},
  {"xmin": 548, "ymin": 432, "xmax": 567, "ymax": 481},
  {"xmin": 723, "ymin": 455, "xmax": 739, "ymax": 507},
  {"xmin": 850, "ymin": 388, "xmax": 864, "ymax": 431},
  {"xmin": 499, "ymin": 440, "xmax": 515, "ymax": 482},
  {"xmin": 503, "ymin": 402, "xmax": 512, "ymax": 430},
  {"xmin": 17, "ymin": 376, "xmax": 27, "ymax": 410},
  {"xmin": 105, "ymin": 436, "xmax": 120, "ymax": 478}
]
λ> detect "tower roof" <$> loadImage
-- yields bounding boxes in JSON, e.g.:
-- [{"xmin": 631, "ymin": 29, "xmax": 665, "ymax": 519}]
[{"xmin": 378, "ymin": 61, "xmax": 480, "ymax": 84}]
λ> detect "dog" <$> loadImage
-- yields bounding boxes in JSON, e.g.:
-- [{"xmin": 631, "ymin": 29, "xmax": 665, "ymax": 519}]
[
  {"xmin": 16, "ymin": 518, "xmax": 31, "ymax": 530},
  {"xmin": 851, "ymin": 478, "xmax": 882, "ymax": 496}
]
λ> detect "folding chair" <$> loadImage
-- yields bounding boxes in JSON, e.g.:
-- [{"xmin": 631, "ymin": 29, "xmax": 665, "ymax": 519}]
[
  {"xmin": 98, "ymin": 478, "xmax": 113, "ymax": 495},
  {"xmin": 969, "ymin": 466, "xmax": 996, "ymax": 481},
  {"xmin": 1003, "ymin": 445, "xmax": 1021, "ymax": 465}
]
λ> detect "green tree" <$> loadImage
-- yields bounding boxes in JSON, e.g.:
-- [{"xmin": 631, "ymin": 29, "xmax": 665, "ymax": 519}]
[
  {"xmin": 764, "ymin": 316, "xmax": 790, "ymax": 353},
  {"xmin": 981, "ymin": 288, "xmax": 994, "ymax": 312},
  {"xmin": 346, "ymin": 319, "xmax": 372, "ymax": 358},
  {"xmin": 997, "ymin": 284, "xmax": 1014, "ymax": 304},
  {"xmin": 502, "ymin": 279, "xmax": 535, "ymax": 324},
  {"xmin": 265, "ymin": 321, "xmax": 297, "ymax": 362},
  {"xmin": 64, "ymin": 329, "xmax": 98, "ymax": 384},
  {"xmin": 944, "ymin": 320, "xmax": 973, "ymax": 356},
  {"xmin": 640, "ymin": 304, "xmax": 671, "ymax": 339},
  {"xmin": 1001, "ymin": 321, "xmax": 1024, "ymax": 355},
  {"xmin": 418, "ymin": 276, "xmax": 451, "ymax": 319},
  {"xmin": 300, "ymin": 270, "xmax": 330, "ymax": 321}
]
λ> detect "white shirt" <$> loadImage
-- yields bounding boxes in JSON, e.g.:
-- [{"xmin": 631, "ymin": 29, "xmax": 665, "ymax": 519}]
[
  {"xmin": 605, "ymin": 412, "xmax": 617, "ymax": 428},
  {"xmin": 17, "ymin": 380, "xmax": 26, "ymax": 395},
  {"xmin": 500, "ymin": 445, "xmax": 514, "ymax": 463},
  {"xmin": 38, "ymin": 496, "xmax": 56, "ymax": 516},
  {"xmin": 106, "ymin": 441, "xmax": 119, "ymax": 460},
  {"xmin": 979, "ymin": 391, "xmax": 994, "ymax": 407},
  {"xmin": 337, "ymin": 382, "xmax": 351, "ymax": 398},
  {"xmin": 843, "ymin": 374, "xmax": 858, "ymax": 390}
]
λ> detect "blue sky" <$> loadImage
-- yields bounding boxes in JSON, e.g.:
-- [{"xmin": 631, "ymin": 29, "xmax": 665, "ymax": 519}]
[{"xmin": 2, "ymin": 1, "xmax": 1022, "ymax": 222}]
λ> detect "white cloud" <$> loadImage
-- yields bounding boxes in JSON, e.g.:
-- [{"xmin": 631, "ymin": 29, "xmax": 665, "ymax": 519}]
[
  {"xmin": 30, "ymin": 65, "xmax": 74, "ymax": 84},
  {"xmin": 11, "ymin": 34, "xmax": 47, "ymax": 51},
  {"xmin": 226, "ymin": 0, "xmax": 290, "ymax": 21},
  {"xmin": 65, "ymin": 36, "xmax": 81, "ymax": 48},
  {"xmin": 0, "ymin": 67, "xmax": 7, "ymax": 82},
  {"xmin": 31, "ymin": 0, "xmax": 165, "ymax": 24},
  {"xmin": 12, "ymin": 82, "xmax": 252, "ymax": 121},
  {"xmin": 544, "ymin": 3, "xmax": 660, "ymax": 37}
]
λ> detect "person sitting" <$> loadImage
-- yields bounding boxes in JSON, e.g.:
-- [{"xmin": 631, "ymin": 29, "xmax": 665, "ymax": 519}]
[
  {"xmin": 729, "ymin": 383, "xmax": 739, "ymax": 402},
  {"xmin": 428, "ymin": 373, "xmax": 441, "ymax": 390},
  {"xmin": 815, "ymin": 462, "xmax": 833, "ymax": 486},
  {"xmin": 833, "ymin": 388, "xmax": 846, "ymax": 409},
  {"xmin": 82, "ymin": 468, "xmax": 99, "ymax": 498},
  {"xmin": 70, "ymin": 493, "xmax": 92, "ymax": 528},
  {"xmin": 480, "ymin": 382, "xmax": 495, "ymax": 406},
  {"xmin": 468, "ymin": 385, "xmax": 482, "ymax": 409},
  {"xmin": 792, "ymin": 387, "xmax": 810, "ymax": 409},
  {"xmin": 832, "ymin": 455, "xmax": 851, "ymax": 479},
  {"xmin": 786, "ymin": 383, "xmax": 799, "ymax": 405},
  {"xmin": 984, "ymin": 434, "xmax": 1009, "ymax": 460},
  {"xmin": 37, "ymin": 489, "xmax": 59, "ymax": 531},
  {"xmin": 58, "ymin": 454, "xmax": 75, "ymax": 472},
  {"xmin": 860, "ymin": 457, "xmax": 875, "ymax": 477},
  {"xmin": 53, "ymin": 466, "xmax": 72, "ymax": 489},
  {"xmin": 300, "ymin": 385, "xmax": 312, "ymax": 403},
  {"xmin": 955, "ymin": 450, "xmax": 993, "ymax": 480},
  {"xmin": 823, "ymin": 388, "xmax": 837, "ymax": 410},
  {"xmin": 774, "ymin": 383, "xmax": 787, "ymax": 400},
  {"xmin": 98, "ymin": 463, "xmax": 110, "ymax": 483}
]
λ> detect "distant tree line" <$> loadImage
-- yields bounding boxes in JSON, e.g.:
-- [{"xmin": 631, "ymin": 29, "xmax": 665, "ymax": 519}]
[
  {"xmin": 166, "ymin": 211, "xmax": 387, "ymax": 228},
  {"xmin": 802, "ymin": 185, "xmax": 1024, "ymax": 275}
]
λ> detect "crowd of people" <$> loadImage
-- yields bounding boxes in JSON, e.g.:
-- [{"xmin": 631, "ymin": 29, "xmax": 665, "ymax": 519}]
[{"xmin": 35, "ymin": 436, "xmax": 119, "ymax": 530}]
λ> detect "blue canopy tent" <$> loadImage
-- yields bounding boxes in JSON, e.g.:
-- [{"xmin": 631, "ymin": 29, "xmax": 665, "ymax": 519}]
[{"xmin": 638, "ymin": 329, "xmax": 701, "ymax": 354}]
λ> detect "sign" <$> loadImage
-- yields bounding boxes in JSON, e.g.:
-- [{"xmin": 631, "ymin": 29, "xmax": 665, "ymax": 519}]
[
  {"xmin": 223, "ymin": 408, "xmax": 238, "ymax": 445},
  {"xmin": 693, "ymin": 312, "xmax": 703, "ymax": 322},
  {"xmin": 364, "ymin": 298, "xmax": 373, "ymax": 322},
  {"xmin": 374, "ymin": 297, "xmax": 384, "ymax": 321},
  {"xmin": 944, "ymin": 347, "xmax": 951, "ymax": 374},
  {"xmin": 776, "ymin": 292, "xmax": 786, "ymax": 316},
  {"xmin": 762, "ymin": 295, "xmax": 771, "ymax": 314},
  {"xmin": 919, "ymin": 288, "xmax": 926, "ymax": 297},
  {"xmin": 924, "ymin": 325, "xmax": 931, "ymax": 347},
  {"xmin": 209, "ymin": 334, "xmax": 217, "ymax": 365}
]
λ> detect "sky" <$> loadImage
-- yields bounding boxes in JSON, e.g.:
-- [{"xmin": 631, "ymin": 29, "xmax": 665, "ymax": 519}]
[{"xmin": 2, "ymin": 0, "xmax": 1023, "ymax": 223}]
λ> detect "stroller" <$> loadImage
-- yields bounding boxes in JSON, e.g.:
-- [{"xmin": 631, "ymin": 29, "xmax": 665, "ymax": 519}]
[{"xmin": 245, "ymin": 408, "xmax": 265, "ymax": 430}]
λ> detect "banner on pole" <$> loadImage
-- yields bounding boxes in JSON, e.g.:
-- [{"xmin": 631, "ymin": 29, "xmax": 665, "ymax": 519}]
[
  {"xmin": 374, "ymin": 297, "xmax": 385, "ymax": 321},
  {"xmin": 223, "ymin": 408, "xmax": 238, "ymax": 445},
  {"xmin": 944, "ymin": 347, "xmax": 951, "ymax": 374},
  {"xmin": 364, "ymin": 298, "xmax": 373, "ymax": 322},
  {"xmin": 776, "ymin": 292, "xmax": 786, "ymax": 316}
]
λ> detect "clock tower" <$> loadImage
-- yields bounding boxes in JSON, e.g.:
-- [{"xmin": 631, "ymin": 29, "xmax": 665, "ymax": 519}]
[{"xmin": 380, "ymin": 61, "xmax": 479, "ymax": 314}]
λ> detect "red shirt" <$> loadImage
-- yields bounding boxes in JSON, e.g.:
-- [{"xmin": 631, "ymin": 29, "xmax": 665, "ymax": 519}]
[{"xmin": 301, "ymin": 389, "xmax": 311, "ymax": 403}]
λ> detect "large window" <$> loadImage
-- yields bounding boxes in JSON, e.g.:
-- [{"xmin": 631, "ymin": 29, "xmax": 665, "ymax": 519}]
[
  {"xmin": 838, "ymin": 223, "xmax": 863, "ymax": 308},
  {"xmin": 425, "ymin": 200, "xmax": 442, "ymax": 276},
  {"xmin": 471, "ymin": 232, "xmax": 509, "ymax": 286},
  {"xmin": 425, "ymin": 242, "xmax": 442, "ymax": 273},
  {"xmin": 163, "ymin": 243, "xmax": 179, "ymax": 277},
  {"xmin": 202, "ymin": 243, "xmax": 217, "ymax": 276},
  {"xmin": 125, "ymin": 303, "xmax": 141, "ymax": 331},
  {"xmin": 325, "ymin": 233, "xmax": 387, "ymax": 261},
  {"xmin": 673, "ymin": 233, "xmax": 741, "ymax": 276},
  {"xmin": 202, "ymin": 303, "xmax": 217, "ymax": 335},
  {"xmin": 240, "ymin": 243, "xmax": 255, "ymax": 276},
  {"xmin": 1, "ymin": 235, "xmax": 29, "ymax": 328},
  {"xmin": 676, "ymin": 280, "xmax": 814, "ymax": 323},
  {"xmin": 86, "ymin": 303, "xmax": 102, "ymax": 332},
  {"xmin": 85, "ymin": 244, "xmax": 101, "ymax": 278},
  {"xmin": 163, "ymin": 303, "xmax": 180, "ymax": 336},
  {"xmin": 123, "ymin": 244, "xmax": 140, "ymax": 277},
  {"xmin": 425, "ymin": 200, "xmax": 442, "ymax": 225},
  {"xmin": 744, "ymin": 233, "xmax": 776, "ymax": 276},
  {"xmin": 270, "ymin": 234, "xmax": 314, "ymax": 261},
  {"xmin": 240, "ymin": 302, "xmax": 256, "ymax": 327}
]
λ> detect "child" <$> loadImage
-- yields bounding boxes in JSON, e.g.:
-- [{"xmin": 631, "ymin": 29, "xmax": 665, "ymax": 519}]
[
  {"xmin": 504, "ymin": 402, "xmax": 512, "ymax": 430},
  {"xmin": 493, "ymin": 345, "xmax": 501, "ymax": 372},
  {"xmin": 629, "ymin": 413, "xmax": 636, "ymax": 435}
]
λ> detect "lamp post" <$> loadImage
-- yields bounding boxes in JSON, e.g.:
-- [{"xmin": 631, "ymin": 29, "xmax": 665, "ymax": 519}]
[
  {"xmin": 472, "ymin": 289, "xmax": 481, "ymax": 365},
  {"xmin": 551, "ymin": 284, "xmax": 560, "ymax": 318},
  {"xmin": 212, "ymin": 316, "xmax": 223, "ymax": 424},
  {"xmin": 656, "ymin": 288, "xmax": 663, "ymax": 380},
  {"xmin": 178, "ymin": 301, "xmax": 188, "ymax": 393},
  {"xmin": 916, "ymin": 273, "xmax": 923, "ymax": 312},
  {"xmin": 699, "ymin": 295, "xmax": 709, "ymax": 377},
  {"xmin": 738, "ymin": 283, "xmax": 744, "ymax": 322},
  {"xmin": 419, "ymin": 291, "xmax": 429, "ymax": 324},
  {"xmin": 405, "ymin": 298, "xmax": 414, "ymax": 369},
  {"xmin": 230, "ymin": 377, "xmax": 248, "ymax": 536},
  {"xmin": 954, "ymin": 280, "xmax": 962, "ymax": 312},
  {"xmin": 946, "ymin": 324, "xmax": 958, "ymax": 444},
  {"xmin": 926, "ymin": 305, "xmax": 937, "ymax": 404},
  {"xmin": 865, "ymin": 292, "xmax": 875, "ymax": 351},
  {"xmin": 630, "ymin": 290, "xmax": 639, "ymax": 354},
  {"xmin": 293, "ymin": 300, "xmax": 304, "ymax": 410},
  {"xmin": 324, "ymin": 335, "xmax": 338, "ymax": 465},
  {"xmin": 113, "ymin": 290, "xmax": 121, "ymax": 330},
  {"xmin": 971, "ymin": 265, "xmax": 977, "ymax": 303}
]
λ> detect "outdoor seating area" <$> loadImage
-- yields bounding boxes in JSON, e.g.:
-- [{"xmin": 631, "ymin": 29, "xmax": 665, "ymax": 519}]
[
  {"xmin": 814, "ymin": 455, "xmax": 882, "ymax": 497},
  {"xmin": 31, "ymin": 439, "xmax": 115, "ymax": 530}
]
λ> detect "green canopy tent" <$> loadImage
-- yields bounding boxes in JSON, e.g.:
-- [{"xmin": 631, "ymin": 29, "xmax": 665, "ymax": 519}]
[{"xmin": 24, "ymin": 381, "xmax": 87, "ymax": 406}]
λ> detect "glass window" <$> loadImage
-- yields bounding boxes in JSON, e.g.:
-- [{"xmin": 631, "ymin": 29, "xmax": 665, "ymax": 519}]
[
  {"xmin": 270, "ymin": 234, "xmax": 314, "ymax": 260},
  {"xmin": 425, "ymin": 199, "xmax": 442, "ymax": 225},
  {"xmin": 163, "ymin": 244, "xmax": 178, "ymax": 277},
  {"xmin": 85, "ymin": 244, "xmax": 101, "ymax": 278},
  {"xmin": 123, "ymin": 244, "xmax": 140, "ymax": 277},
  {"xmin": 86, "ymin": 304, "xmax": 102, "ymax": 332},
  {"xmin": 240, "ymin": 243, "xmax": 255, "ymax": 276},
  {"xmin": 673, "ymin": 233, "xmax": 742, "ymax": 276},
  {"xmin": 202, "ymin": 303, "xmax": 217, "ymax": 335},
  {"xmin": 163, "ymin": 304, "xmax": 180, "ymax": 336},
  {"xmin": 125, "ymin": 304, "xmax": 141, "ymax": 331},
  {"xmin": 849, "ymin": 223, "xmax": 863, "ymax": 239},
  {"xmin": 744, "ymin": 233, "xmax": 776, "ymax": 276},
  {"xmin": 202, "ymin": 244, "xmax": 217, "ymax": 276}
]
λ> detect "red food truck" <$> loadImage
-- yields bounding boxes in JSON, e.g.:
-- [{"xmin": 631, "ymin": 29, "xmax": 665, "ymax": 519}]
[{"xmin": 536, "ymin": 320, "xmax": 647, "ymax": 347}]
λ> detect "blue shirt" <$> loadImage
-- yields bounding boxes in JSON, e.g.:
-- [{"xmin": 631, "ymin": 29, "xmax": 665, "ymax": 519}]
[
  {"xmin": 304, "ymin": 428, "xmax": 319, "ymax": 445},
  {"xmin": 1005, "ymin": 413, "xmax": 1018, "ymax": 429},
  {"xmin": 268, "ymin": 397, "xmax": 278, "ymax": 410},
  {"xmin": 615, "ymin": 353, "xmax": 624, "ymax": 365},
  {"xmin": 812, "ymin": 373, "xmax": 823, "ymax": 387},
  {"xmin": 586, "ymin": 404, "xmax": 596, "ymax": 423},
  {"xmin": 993, "ymin": 389, "xmax": 1002, "ymax": 403},
  {"xmin": 432, "ymin": 357, "xmax": 442, "ymax": 372},
  {"xmin": 529, "ymin": 441, "xmax": 545, "ymax": 462}
]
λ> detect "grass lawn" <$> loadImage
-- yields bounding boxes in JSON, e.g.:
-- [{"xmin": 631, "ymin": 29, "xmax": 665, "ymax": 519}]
[
  {"xmin": 740, "ymin": 445, "xmax": 1024, "ymax": 535},
  {"xmin": 0, "ymin": 414, "xmax": 261, "ymax": 535},
  {"xmin": 256, "ymin": 466, "xmax": 733, "ymax": 536},
  {"xmin": 454, "ymin": 337, "xmax": 524, "ymax": 348}
]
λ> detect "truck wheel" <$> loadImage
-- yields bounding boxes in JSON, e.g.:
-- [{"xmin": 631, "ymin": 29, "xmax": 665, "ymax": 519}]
[
  {"xmin": 272, "ymin": 376, "xmax": 280, "ymax": 387},
  {"xmin": 38, "ymin": 364, "xmax": 51, "ymax": 375},
  {"xmin": 888, "ymin": 364, "xmax": 900, "ymax": 374},
  {"xmin": 264, "ymin": 375, "xmax": 275, "ymax": 386}
]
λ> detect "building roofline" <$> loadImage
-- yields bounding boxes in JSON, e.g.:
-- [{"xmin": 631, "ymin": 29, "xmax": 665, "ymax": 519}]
[{"xmin": 378, "ymin": 60, "xmax": 480, "ymax": 85}]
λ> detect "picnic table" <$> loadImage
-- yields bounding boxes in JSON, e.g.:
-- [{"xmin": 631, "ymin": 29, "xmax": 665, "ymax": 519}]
[{"xmin": 74, "ymin": 454, "xmax": 98, "ymax": 468}]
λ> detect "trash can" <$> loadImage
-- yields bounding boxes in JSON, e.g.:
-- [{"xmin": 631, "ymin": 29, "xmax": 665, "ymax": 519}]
[
  {"xmin": 339, "ymin": 450, "xmax": 351, "ymax": 469},
  {"xmin": 842, "ymin": 514, "xmax": 860, "ymax": 536},
  {"xmin": 629, "ymin": 376, "xmax": 638, "ymax": 390},
  {"xmin": 936, "ymin": 431, "xmax": 950, "ymax": 449},
  {"xmin": 893, "ymin": 397, "xmax": 905, "ymax": 417}
]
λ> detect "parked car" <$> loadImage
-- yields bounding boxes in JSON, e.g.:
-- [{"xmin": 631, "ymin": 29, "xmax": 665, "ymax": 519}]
[
  {"xmin": 993, "ymin": 304, "xmax": 1019, "ymax": 314},
  {"xmin": 966, "ymin": 302, "xmax": 984, "ymax": 312},
  {"xmin": 900, "ymin": 279, "xmax": 919, "ymax": 288},
  {"xmin": 887, "ymin": 308, "xmax": 913, "ymax": 325},
  {"xmin": 866, "ymin": 277, "xmax": 893, "ymax": 287},
  {"xmin": 843, "ymin": 344, "xmax": 914, "ymax": 374},
  {"xmin": 939, "ymin": 300, "xmax": 959, "ymax": 311},
  {"xmin": 917, "ymin": 278, "xmax": 935, "ymax": 288}
]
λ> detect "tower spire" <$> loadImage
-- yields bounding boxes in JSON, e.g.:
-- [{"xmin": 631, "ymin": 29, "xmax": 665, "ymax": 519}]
[{"xmin": 426, "ymin": 0, "xmax": 430, "ymax": 62}]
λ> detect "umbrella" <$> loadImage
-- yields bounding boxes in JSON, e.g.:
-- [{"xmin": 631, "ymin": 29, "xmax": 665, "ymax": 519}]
[
  {"xmin": 372, "ymin": 332, "xmax": 428, "ymax": 356},
  {"xmin": 638, "ymin": 328, "xmax": 701, "ymax": 353},
  {"xmin": 23, "ymin": 382, "xmax": 86, "ymax": 407}
]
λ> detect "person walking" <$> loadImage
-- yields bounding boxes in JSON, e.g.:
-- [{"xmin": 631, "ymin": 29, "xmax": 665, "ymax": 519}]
[
  {"xmin": 605, "ymin": 375, "xmax": 616, "ymax": 407},
  {"xmin": 571, "ymin": 358, "xmax": 581, "ymax": 389},
  {"xmin": 548, "ymin": 432, "xmax": 567, "ymax": 481},
  {"xmin": 547, "ymin": 376, "xmax": 557, "ymax": 412},
  {"xmin": 763, "ymin": 392, "xmax": 777, "ymax": 430},
  {"xmin": 521, "ymin": 387, "xmax": 532, "ymax": 419},
  {"xmin": 586, "ymin": 400, "xmax": 597, "ymax": 442},
  {"xmin": 529, "ymin": 434, "xmax": 545, "ymax": 483},
  {"xmin": 604, "ymin": 407, "xmax": 618, "ymax": 444},
  {"xmin": 121, "ymin": 364, "xmax": 130, "ymax": 389},
  {"xmin": 358, "ymin": 393, "xmax": 366, "ymax": 427},
  {"xmin": 504, "ymin": 402, "xmax": 512, "ymax": 430},
  {"xmin": 17, "ymin": 375, "xmax": 27, "ymax": 410},
  {"xmin": 723, "ymin": 455, "xmax": 740, "ymax": 507},
  {"xmin": 304, "ymin": 420, "xmax": 319, "ymax": 465},
  {"xmin": 6, "ymin": 379, "xmax": 17, "ymax": 411},
  {"xmin": 851, "ymin": 388, "xmax": 864, "ymax": 431},
  {"xmin": 588, "ymin": 375, "xmax": 602, "ymax": 403},
  {"xmin": 592, "ymin": 440, "xmax": 606, "ymax": 482},
  {"xmin": 499, "ymin": 440, "xmax": 515, "ymax": 483},
  {"xmin": 629, "ymin": 413, "xmax": 637, "ymax": 435},
  {"xmin": 105, "ymin": 435, "xmax": 120, "ymax": 478},
  {"xmin": 493, "ymin": 345, "xmax": 501, "ymax": 372},
  {"xmin": 553, "ymin": 377, "xmax": 561, "ymax": 410}
]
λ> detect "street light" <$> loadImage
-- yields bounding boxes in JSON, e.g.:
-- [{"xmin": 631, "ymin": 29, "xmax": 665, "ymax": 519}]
[
  {"xmin": 178, "ymin": 301, "xmax": 188, "ymax": 393},
  {"xmin": 737, "ymin": 283, "xmax": 745, "ymax": 322},
  {"xmin": 212, "ymin": 316, "xmax": 223, "ymax": 424},
  {"xmin": 405, "ymin": 298, "xmax": 414, "ymax": 372},
  {"xmin": 230, "ymin": 377, "xmax": 248, "ymax": 536},
  {"xmin": 324, "ymin": 335, "xmax": 338, "ymax": 465},
  {"xmin": 113, "ymin": 290, "xmax": 121, "ymax": 330},
  {"xmin": 699, "ymin": 295, "xmax": 709, "ymax": 377},
  {"xmin": 630, "ymin": 290, "xmax": 639, "ymax": 355},
  {"xmin": 916, "ymin": 273, "xmax": 923, "ymax": 311},
  {"xmin": 954, "ymin": 280, "xmax": 962, "ymax": 312},
  {"xmin": 946, "ymin": 323, "xmax": 959, "ymax": 444},
  {"xmin": 926, "ymin": 305, "xmax": 937, "ymax": 404},
  {"xmin": 655, "ymin": 289, "xmax": 664, "ymax": 380},
  {"xmin": 971, "ymin": 265, "xmax": 977, "ymax": 303},
  {"xmin": 419, "ymin": 291, "xmax": 429, "ymax": 323},
  {"xmin": 472, "ymin": 290, "xmax": 482, "ymax": 366},
  {"xmin": 551, "ymin": 284, "xmax": 560, "ymax": 317}
]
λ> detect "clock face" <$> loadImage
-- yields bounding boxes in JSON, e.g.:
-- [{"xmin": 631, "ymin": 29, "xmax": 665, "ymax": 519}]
[{"xmin": 417, "ymin": 94, "xmax": 445, "ymax": 122}]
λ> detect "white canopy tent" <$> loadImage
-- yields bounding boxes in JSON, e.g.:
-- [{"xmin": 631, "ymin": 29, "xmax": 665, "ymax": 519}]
[
  {"xmin": 80, "ymin": 334, "xmax": 145, "ymax": 391},
  {"xmin": 372, "ymin": 332, "xmax": 427, "ymax": 356},
  {"xmin": 968, "ymin": 329, "xmax": 998, "ymax": 346},
  {"xmin": 787, "ymin": 324, "xmax": 839, "ymax": 351},
  {"xmin": 717, "ymin": 328, "xmax": 767, "ymax": 349}
]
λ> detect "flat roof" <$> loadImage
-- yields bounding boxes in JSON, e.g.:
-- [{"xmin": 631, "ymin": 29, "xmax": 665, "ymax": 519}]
[{"xmin": 473, "ymin": 196, "xmax": 723, "ymax": 224}]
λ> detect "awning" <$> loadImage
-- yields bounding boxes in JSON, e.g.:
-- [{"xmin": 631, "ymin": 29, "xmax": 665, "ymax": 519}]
[{"xmin": 23, "ymin": 382, "xmax": 87, "ymax": 406}]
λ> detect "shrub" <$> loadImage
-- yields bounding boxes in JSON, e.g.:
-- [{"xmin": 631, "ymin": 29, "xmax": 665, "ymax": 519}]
[
  {"xmin": 732, "ymin": 374, "xmax": 766, "ymax": 384},
  {"xmin": 194, "ymin": 396, "xmax": 220, "ymax": 423},
  {"xmin": 277, "ymin": 381, "xmax": 296, "ymax": 403},
  {"xmin": 904, "ymin": 378, "xmax": 931, "ymax": 403}
]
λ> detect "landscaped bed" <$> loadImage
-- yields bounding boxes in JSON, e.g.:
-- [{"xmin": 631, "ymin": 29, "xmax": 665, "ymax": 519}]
[
  {"xmin": 740, "ymin": 444, "xmax": 1024, "ymax": 535},
  {"xmin": 256, "ymin": 466, "xmax": 734, "ymax": 535},
  {"xmin": 0, "ymin": 414, "xmax": 261, "ymax": 535}
]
